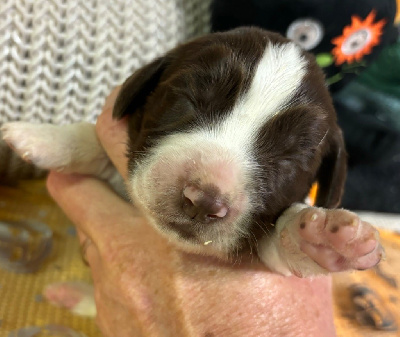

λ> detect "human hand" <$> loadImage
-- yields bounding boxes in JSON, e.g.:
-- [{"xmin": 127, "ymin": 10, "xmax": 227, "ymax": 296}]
[{"xmin": 46, "ymin": 88, "xmax": 336, "ymax": 337}]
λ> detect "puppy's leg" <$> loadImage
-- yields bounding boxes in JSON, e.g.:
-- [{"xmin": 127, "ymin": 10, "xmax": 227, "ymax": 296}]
[
  {"xmin": 2, "ymin": 122, "xmax": 107, "ymax": 174},
  {"xmin": 258, "ymin": 203, "xmax": 384, "ymax": 277},
  {"xmin": 1, "ymin": 122, "xmax": 124, "ymax": 193},
  {"xmin": 43, "ymin": 281, "xmax": 96, "ymax": 317}
]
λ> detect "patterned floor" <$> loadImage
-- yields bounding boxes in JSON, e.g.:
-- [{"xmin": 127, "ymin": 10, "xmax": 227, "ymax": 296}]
[{"xmin": 0, "ymin": 179, "xmax": 400, "ymax": 337}]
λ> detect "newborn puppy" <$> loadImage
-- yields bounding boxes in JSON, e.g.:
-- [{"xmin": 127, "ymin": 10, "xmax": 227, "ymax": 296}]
[{"xmin": 2, "ymin": 27, "xmax": 382, "ymax": 280}]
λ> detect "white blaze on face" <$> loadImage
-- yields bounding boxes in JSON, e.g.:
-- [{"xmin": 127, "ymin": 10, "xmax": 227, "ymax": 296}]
[
  {"xmin": 129, "ymin": 42, "xmax": 309, "ymax": 252},
  {"xmin": 214, "ymin": 42, "xmax": 308, "ymax": 158}
]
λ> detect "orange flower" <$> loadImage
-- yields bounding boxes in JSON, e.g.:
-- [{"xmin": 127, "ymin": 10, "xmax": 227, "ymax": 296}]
[{"xmin": 331, "ymin": 10, "xmax": 386, "ymax": 65}]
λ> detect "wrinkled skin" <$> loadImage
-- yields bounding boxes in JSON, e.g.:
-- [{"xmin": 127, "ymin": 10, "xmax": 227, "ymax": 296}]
[{"xmin": 46, "ymin": 87, "xmax": 336, "ymax": 337}]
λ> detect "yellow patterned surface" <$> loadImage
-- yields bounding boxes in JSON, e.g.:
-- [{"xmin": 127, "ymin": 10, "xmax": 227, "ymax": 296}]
[
  {"xmin": 333, "ymin": 229, "xmax": 400, "ymax": 337},
  {"xmin": 0, "ymin": 180, "xmax": 101, "ymax": 337},
  {"xmin": 1, "ymin": 179, "xmax": 400, "ymax": 337}
]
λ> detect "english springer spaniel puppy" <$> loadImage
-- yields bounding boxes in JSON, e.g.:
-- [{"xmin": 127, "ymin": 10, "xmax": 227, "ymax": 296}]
[{"xmin": 2, "ymin": 28, "xmax": 382, "ymax": 283}]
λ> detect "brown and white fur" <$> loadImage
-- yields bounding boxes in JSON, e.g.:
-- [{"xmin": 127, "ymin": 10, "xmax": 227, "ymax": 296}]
[{"xmin": 2, "ymin": 27, "xmax": 382, "ymax": 315}]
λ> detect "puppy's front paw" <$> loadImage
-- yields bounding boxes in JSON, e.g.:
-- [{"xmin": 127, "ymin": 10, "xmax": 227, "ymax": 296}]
[
  {"xmin": 294, "ymin": 208, "xmax": 383, "ymax": 272},
  {"xmin": 1, "ymin": 122, "xmax": 70, "ymax": 170}
]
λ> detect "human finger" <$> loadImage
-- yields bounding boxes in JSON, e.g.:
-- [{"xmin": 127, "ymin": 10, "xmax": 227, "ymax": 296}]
[
  {"xmin": 95, "ymin": 86, "xmax": 129, "ymax": 179},
  {"xmin": 46, "ymin": 171, "xmax": 145, "ymax": 248}
]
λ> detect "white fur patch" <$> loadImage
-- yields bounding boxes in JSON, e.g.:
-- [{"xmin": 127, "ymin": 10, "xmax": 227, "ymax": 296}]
[
  {"xmin": 258, "ymin": 203, "xmax": 309, "ymax": 275},
  {"xmin": 211, "ymin": 42, "xmax": 307, "ymax": 157}
]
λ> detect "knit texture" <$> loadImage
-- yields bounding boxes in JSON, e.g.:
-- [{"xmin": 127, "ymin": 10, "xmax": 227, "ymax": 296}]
[{"xmin": 0, "ymin": 0, "xmax": 211, "ymax": 181}]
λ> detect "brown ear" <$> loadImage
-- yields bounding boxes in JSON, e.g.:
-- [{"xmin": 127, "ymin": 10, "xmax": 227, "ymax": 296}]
[
  {"xmin": 113, "ymin": 57, "xmax": 166, "ymax": 119},
  {"xmin": 315, "ymin": 127, "xmax": 347, "ymax": 208}
]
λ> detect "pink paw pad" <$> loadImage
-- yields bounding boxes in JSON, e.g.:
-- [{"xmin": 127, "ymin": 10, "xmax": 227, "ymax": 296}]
[{"xmin": 297, "ymin": 208, "xmax": 384, "ymax": 272}]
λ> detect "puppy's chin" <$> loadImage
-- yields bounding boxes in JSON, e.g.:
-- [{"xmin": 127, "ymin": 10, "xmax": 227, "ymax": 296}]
[
  {"xmin": 129, "ymin": 197, "xmax": 251, "ymax": 259},
  {"xmin": 151, "ymin": 223, "xmax": 239, "ymax": 259}
]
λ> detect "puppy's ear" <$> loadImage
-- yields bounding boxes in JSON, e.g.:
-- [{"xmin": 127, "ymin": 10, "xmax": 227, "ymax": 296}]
[
  {"xmin": 315, "ymin": 127, "xmax": 347, "ymax": 208},
  {"xmin": 113, "ymin": 57, "xmax": 166, "ymax": 119}
]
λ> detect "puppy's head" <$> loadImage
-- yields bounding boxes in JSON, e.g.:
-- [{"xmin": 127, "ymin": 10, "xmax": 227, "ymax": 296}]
[{"xmin": 113, "ymin": 27, "xmax": 347, "ymax": 257}]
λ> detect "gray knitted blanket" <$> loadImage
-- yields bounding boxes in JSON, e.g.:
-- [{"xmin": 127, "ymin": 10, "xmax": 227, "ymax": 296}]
[{"xmin": 0, "ymin": 0, "xmax": 211, "ymax": 181}]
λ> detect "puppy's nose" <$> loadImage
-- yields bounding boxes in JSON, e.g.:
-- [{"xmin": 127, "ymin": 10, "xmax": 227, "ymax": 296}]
[{"xmin": 182, "ymin": 185, "xmax": 228, "ymax": 223}]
